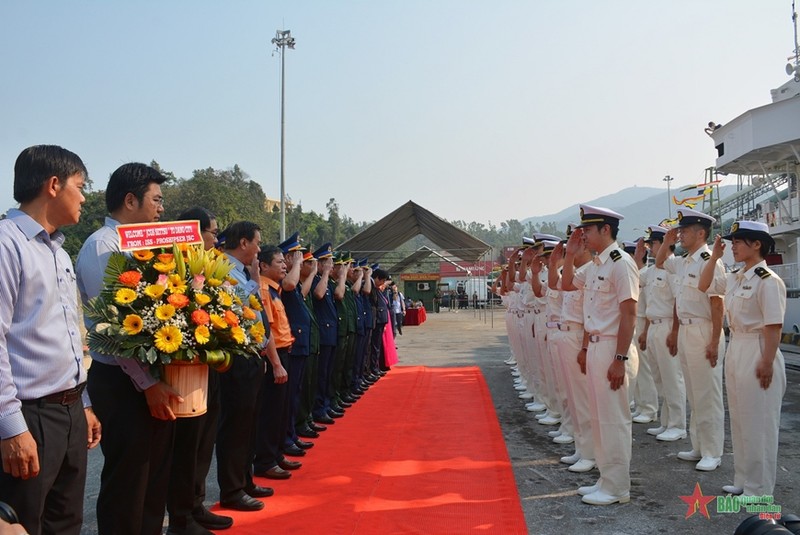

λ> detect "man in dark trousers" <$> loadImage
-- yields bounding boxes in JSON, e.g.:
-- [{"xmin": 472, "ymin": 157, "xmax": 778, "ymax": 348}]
[
  {"xmin": 311, "ymin": 244, "xmax": 339, "ymax": 425},
  {"xmin": 369, "ymin": 268, "xmax": 391, "ymax": 375}
]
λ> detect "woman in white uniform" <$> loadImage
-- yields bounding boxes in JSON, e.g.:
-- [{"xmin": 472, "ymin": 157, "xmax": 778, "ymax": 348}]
[{"xmin": 699, "ymin": 220, "xmax": 787, "ymax": 497}]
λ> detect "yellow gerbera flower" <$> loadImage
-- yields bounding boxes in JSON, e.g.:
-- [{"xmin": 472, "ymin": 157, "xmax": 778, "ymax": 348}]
[
  {"xmin": 153, "ymin": 261, "xmax": 177, "ymax": 274},
  {"xmin": 194, "ymin": 293, "xmax": 212, "ymax": 306},
  {"xmin": 144, "ymin": 284, "xmax": 166, "ymax": 300},
  {"xmin": 209, "ymin": 314, "xmax": 228, "ymax": 330},
  {"xmin": 230, "ymin": 326, "xmax": 246, "ymax": 344},
  {"xmin": 133, "ymin": 250, "xmax": 154, "ymax": 262},
  {"xmin": 241, "ymin": 306, "xmax": 257, "ymax": 321},
  {"xmin": 114, "ymin": 288, "xmax": 137, "ymax": 305},
  {"xmin": 167, "ymin": 274, "xmax": 187, "ymax": 294},
  {"xmin": 122, "ymin": 314, "xmax": 143, "ymax": 335},
  {"xmin": 249, "ymin": 322, "xmax": 265, "ymax": 344},
  {"xmin": 154, "ymin": 325, "xmax": 182, "ymax": 353},
  {"xmin": 217, "ymin": 291, "xmax": 233, "ymax": 307},
  {"xmin": 194, "ymin": 325, "xmax": 210, "ymax": 345},
  {"xmin": 155, "ymin": 304, "xmax": 176, "ymax": 321},
  {"xmin": 225, "ymin": 277, "xmax": 238, "ymax": 286},
  {"xmin": 248, "ymin": 294, "xmax": 263, "ymax": 311},
  {"xmin": 206, "ymin": 277, "xmax": 223, "ymax": 287}
]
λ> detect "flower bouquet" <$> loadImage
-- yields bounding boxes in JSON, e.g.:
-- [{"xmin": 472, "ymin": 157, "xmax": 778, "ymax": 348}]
[{"xmin": 84, "ymin": 243, "xmax": 266, "ymax": 415}]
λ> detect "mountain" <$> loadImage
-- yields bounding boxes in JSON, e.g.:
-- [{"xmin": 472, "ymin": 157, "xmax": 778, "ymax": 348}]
[{"xmin": 522, "ymin": 185, "xmax": 739, "ymax": 240}]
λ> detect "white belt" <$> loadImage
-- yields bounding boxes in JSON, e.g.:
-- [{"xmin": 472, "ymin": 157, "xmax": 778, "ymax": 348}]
[
  {"xmin": 649, "ymin": 318, "xmax": 670, "ymax": 325},
  {"xmin": 558, "ymin": 321, "xmax": 583, "ymax": 332},
  {"xmin": 588, "ymin": 334, "xmax": 616, "ymax": 342},
  {"xmin": 679, "ymin": 317, "xmax": 709, "ymax": 325},
  {"xmin": 730, "ymin": 330, "xmax": 762, "ymax": 338},
  {"xmin": 545, "ymin": 321, "xmax": 560, "ymax": 329}
]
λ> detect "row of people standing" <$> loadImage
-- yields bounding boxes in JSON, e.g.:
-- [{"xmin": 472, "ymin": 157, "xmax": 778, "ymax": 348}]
[
  {"xmin": 0, "ymin": 145, "xmax": 399, "ymax": 535},
  {"xmin": 495, "ymin": 204, "xmax": 786, "ymax": 506}
]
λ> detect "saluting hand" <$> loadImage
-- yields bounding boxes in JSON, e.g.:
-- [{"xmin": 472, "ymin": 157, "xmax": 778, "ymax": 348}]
[
  {"xmin": 565, "ymin": 228, "xmax": 584, "ymax": 256},
  {"xmin": 663, "ymin": 228, "xmax": 678, "ymax": 248},
  {"xmin": 711, "ymin": 235, "xmax": 726, "ymax": 261}
]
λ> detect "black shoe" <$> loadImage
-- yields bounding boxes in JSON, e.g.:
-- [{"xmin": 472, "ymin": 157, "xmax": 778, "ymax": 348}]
[
  {"xmin": 246, "ymin": 485, "xmax": 274, "ymax": 498},
  {"xmin": 297, "ymin": 426, "xmax": 319, "ymax": 439},
  {"xmin": 254, "ymin": 466, "xmax": 292, "ymax": 480},
  {"xmin": 338, "ymin": 400, "xmax": 352, "ymax": 408},
  {"xmin": 167, "ymin": 523, "xmax": 215, "ymax": 535},
  {"xmin": 192, "ymin": 506, "xmax": 233, "ymax": 530},
  {"xmin": 220, "ymin": 494, "xmax": 264, "ymax": 511},
  {"xmin": 309, "ymin": 421, "xmax": 328, "ymax": 431},
  {"xmin": 314, "ymin": 414, "xmax": 335, "ymax": 425},
  {"xmin": 283, "ymin": 443, "xmax": 306, "ymax": 457},
  {"xmin": 295, "ymin": 439, "xmax": 314, "ymax": 449},
  {"xmin": 328, "ymin": 409, "xmax": 344, "ymax": 419},
  {"xmin": 278, "ymin": 458, "xmax": 302, "ymax": 470},
  {"xmin": 341, "ymin": 394, "xmax": 358, "ymax": 403}
]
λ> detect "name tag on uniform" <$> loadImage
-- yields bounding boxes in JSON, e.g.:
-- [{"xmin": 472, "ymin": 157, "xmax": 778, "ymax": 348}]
[{"xmin": 688, "ymin": 273, "xmax": 696, "ymax": 278}]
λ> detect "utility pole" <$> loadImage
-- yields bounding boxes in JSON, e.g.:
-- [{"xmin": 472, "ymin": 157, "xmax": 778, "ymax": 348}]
[
  {"xmin": 663, "ymin": 175, "xmax": 674, "ymax": 218},
  {"xmin": 272, "ymin": 29, "xmax": 295, "ymax": 241}
]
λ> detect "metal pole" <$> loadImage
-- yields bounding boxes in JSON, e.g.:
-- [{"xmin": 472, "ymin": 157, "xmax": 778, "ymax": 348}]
[
  {"xmin": 272, "ymin": 30, "xmax": 295, "ymax": 241},
  {"xmin": 663, "ymin": 175, "xmax": 674, "ymax": 218}
]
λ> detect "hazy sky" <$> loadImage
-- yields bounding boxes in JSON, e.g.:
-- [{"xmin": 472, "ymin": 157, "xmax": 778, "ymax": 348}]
[{"xmin": 1, "ymin": 1, "xmax": 796, "ymax": 225}]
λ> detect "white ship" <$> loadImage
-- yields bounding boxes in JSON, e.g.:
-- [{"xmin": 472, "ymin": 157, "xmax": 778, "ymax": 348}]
[{"xmin": 709, "ymin": 3, "xmax": 800, "ymax": 329}]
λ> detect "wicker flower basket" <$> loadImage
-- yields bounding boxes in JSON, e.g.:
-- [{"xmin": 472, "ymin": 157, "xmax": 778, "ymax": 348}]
[{"xmin": 164, "ymin": 361, "xmax": 208, "ymax": 417}]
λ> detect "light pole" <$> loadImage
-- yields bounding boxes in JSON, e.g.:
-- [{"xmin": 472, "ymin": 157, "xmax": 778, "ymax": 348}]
[
  {"xmin": 272, "ymin": 29, "xmax": 295, "ymax": 241},
  {"xmin": 663, "ymin": 175, "xmax": 674, "ymax": 218}
]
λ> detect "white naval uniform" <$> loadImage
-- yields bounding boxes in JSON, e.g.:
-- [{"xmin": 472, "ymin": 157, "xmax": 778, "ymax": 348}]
[
  {"xmin": 545, "ymin": 280, "xmax": 571, "ymax": 434},
  {"xmin": 519, "ymin": 273, "xmax": 543, "ymax": 402},
  {"xmin": 632, "ymin": 265, "xmax": 658, "ymax": 419},
  {"xmin": 572, "ymin": 242, "xmax": 639, "ymax": 496},
  {"xmin": 642, "ymin": 262, "xmax": 686, "ymax": 431},
  {"xmin": 710, "ymin": 261, "xmax": 786, "ymax": 495},
  {"xmin": 663, "ymin": 245, "xmax": 726, "ymax": 459},
  {"xmin": 552, "ymin": 263, "xmax": 594, "ymax": 461},
  {"xmin": 533, "ymin": 269, "xmax": 558, "ymax": 415}
]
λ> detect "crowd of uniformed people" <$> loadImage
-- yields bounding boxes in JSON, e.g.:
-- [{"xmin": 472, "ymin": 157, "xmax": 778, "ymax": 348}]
[
  {"xmin": 0, "ymin": 146, "xmax": 397, "ymax": 535},
  {"xmin": 494, "ymin": 204, "xmax": 787, "ymax": 506}
]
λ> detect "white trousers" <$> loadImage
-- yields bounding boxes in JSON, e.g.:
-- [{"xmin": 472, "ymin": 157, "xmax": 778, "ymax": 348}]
[
  {"xmin": 534, "ymin": 313, "xmax": 559, "ymax": 415},
  {"xmin": 586, "ymin": 338, "xmax": 632, "ymax": 496},
  {"xmin": 547, "ymin": 326, "xmax": 572, "ymax": 435},
  {"xmin": 633, "ymin": 316, "xmax": 659, "ymax": 418},
  {"xmin": 678, "ymin": 320, "xmax": 725, "ymax": 458},
  {"xmin": 726, "ymin": 333, "xmax": 786, "ymax": 496},
  {"xmin": 647, "ymin": 319, "xmax": 686, "ymax": 430},
  {"xmin": 520, "ymin": 310, "xmax": 542, "ymax": 399},
  {"xmin": 552, "ymin": 328, "xmax": 593, "ymax": 460}
]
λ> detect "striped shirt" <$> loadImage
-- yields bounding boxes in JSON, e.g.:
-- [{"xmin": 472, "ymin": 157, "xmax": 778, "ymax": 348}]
[{"xmin": 0, "ymin": 209, "xmax": 88, "ymax": 439}]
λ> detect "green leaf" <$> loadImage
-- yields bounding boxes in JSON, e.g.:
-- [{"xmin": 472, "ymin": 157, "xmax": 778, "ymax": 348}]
[
  {"xmin": 102, "ymin": 253, "xmax": 130, "ymax": 288},
  {"xmin": 145, "ymin": 347, "xmax": 158, "ymax": 364},
  {"xmin": 86, "ymin": 331, "xmax": 122, "ymax": 356}
]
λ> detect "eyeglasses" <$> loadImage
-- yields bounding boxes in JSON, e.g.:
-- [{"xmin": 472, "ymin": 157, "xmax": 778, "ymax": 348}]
[
  {"xmin": 149, "ymin": 196, "xmax": 165, "ymax": 207},
  {"xmin": 203, "ymin": 229, "xmax": 219, "ymax": 237}
]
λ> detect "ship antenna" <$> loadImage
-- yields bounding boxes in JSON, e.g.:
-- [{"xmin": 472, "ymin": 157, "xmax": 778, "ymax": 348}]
[{"xmin": 793, "ymin": 0, "xmax": 800, "ymax": 80}]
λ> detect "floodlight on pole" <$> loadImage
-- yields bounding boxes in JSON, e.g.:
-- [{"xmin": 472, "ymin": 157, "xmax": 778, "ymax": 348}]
[
  {"xmin": 272, "ymin": 29, "xmax": 295, "ymax": 241},
  {"xmin": 663, "ymin": 175, "xmax": 674, "ymax": 218}
]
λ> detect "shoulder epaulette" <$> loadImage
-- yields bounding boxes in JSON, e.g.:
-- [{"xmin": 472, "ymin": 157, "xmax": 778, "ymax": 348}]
[
  {"xmin": 610, "ymin": 250, "xmax": 622, "ymax": 262},
  {"xmin": 755, "ymin": 267, "xmax": 771, "ymax": 279},
  {"xmin": 700, "ymin": 251, "xmax": 710, "ymax": 261},
  {"xmin": 681, "ymin": 252, "xmax": 689, "ymax": 257}
]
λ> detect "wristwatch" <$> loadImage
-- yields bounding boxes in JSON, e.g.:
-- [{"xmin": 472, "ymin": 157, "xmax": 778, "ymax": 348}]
[{"xmin": 615, "ymin": 354, "xmax": 629, "ymax": 361}]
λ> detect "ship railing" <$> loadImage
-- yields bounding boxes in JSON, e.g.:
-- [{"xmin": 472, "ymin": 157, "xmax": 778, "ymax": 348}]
[{"xmin": 771, "ymin": 262, "xmax": 800, "ymax": 294}]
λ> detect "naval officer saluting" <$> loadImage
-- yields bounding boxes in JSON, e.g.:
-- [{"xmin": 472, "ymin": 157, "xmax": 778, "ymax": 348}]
[{"xmin": 560, "ymin": 204, "xmax": 639, "ymax": 506}]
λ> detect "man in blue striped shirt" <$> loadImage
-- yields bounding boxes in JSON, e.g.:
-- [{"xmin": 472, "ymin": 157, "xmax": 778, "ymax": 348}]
[{"xmin": 0, "ymin": 145, "xmax": 101, "ymax": 535}]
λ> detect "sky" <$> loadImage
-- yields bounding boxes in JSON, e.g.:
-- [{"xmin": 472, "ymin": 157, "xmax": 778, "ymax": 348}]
[{"xmin": 0, "ymin": 1, "xmax": 796, "ymax": 225}]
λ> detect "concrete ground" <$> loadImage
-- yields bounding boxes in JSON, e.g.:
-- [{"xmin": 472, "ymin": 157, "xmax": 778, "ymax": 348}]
[
  {"xmin": 396, "ymin": 308, "xmax": 800, "ymax": 535},
  {"xmin": 79, "ymin": 308, "xmax": 800, "ymax": 534}
]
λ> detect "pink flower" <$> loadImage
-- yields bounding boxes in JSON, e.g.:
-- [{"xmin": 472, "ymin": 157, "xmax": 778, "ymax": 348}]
[
  {"xmin": 157, "ymin": 274, "xmax": 168, "ymax": 286},
  {"xmin": 191, "ymin": 274, "xmax": 206, "ymax": 291}
]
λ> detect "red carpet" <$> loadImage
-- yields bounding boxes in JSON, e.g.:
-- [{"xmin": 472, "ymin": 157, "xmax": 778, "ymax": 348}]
[{"xmin": 216, "ymin": 366, "xmax": 527, "ymax": 534}]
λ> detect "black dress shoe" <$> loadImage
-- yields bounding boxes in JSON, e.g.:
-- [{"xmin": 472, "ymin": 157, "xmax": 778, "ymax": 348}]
[
  {"xmin": 283, "ymin": 443, "xmax": 306, "ymax": 457},
  {"xmin": 220, "ymin": 494, "xmax": 264, "ymax": 512},
  {"xmin": 246, "ymin": 485, "xmax": 274, "ymax": 498},
  {"xmin": 328, "ymin": 409, "xmax": 344, "ymax": 419},
  {"xmin": 192, "ymin": 506, "xmax": 233, "ymax": 530},
  {"xmin": 167, "ymin": 520, "xmax": 216, "ymax": 535},
  {"xmin": 295, "ymin": 439, "xmax": 314, "ymax": 449},
  {"xmin": 255, "ymin": 466, "xmax": 292, "ymax": 480},
  {"xmin": 297, "ymin": 426, "xmax": 319, "ymax": 439},
  {"xmin": 338, "ymin": 400, "xmax": 352, "ymax": 408},
  {"xmin": 278, "ymin": 458, "xmax": 302, "ymax": 470},
  {"xmin": 342, "ymin": 393, "xmax": 358, "ymax": 403},
  {"xmin": 313, "ymin": 415, "xmax": 335, "ymax": 425},
  {"xmin": 309, "ymin": 421, "xmax": 327, "ymax": 431}
]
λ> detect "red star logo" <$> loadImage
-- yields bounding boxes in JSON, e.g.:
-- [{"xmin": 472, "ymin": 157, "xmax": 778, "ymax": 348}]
[{"xmin": 679, "ymin": 482, "xmax": 716, "ymax": 519}]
